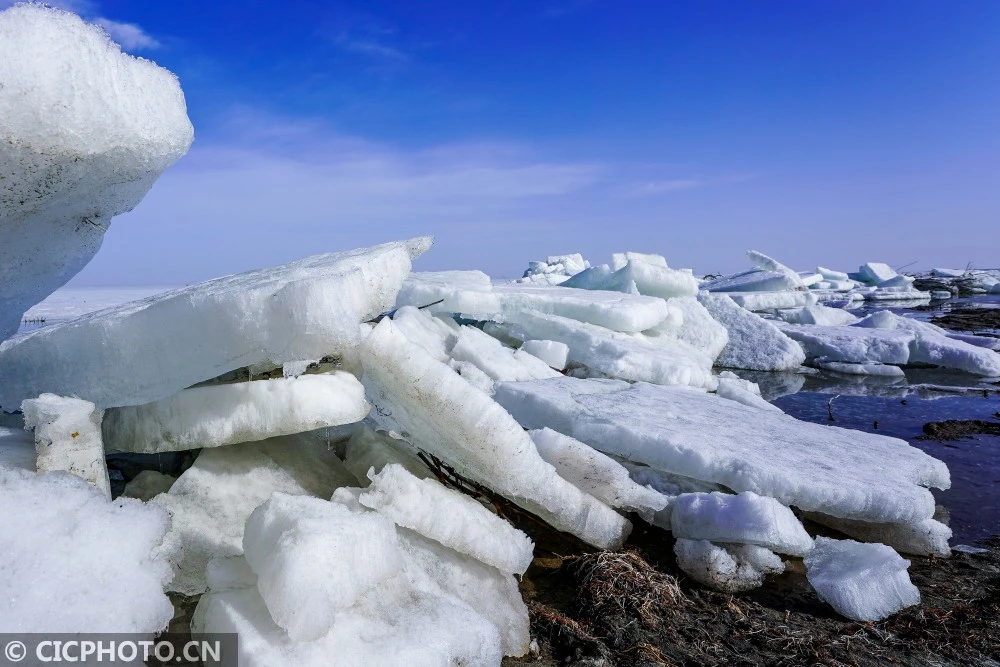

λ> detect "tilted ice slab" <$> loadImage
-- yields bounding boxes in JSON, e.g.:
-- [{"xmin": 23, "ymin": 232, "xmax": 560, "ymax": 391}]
[
  {"xmin": 674, "ymin": 539, "xmax": 784, "ymax": 592},
  {"xmin": 494, "ymin": 376, "xmax": 950, "ymax": 523},
  {"xmin": 855, "ymin": 311, "xmax": 1000, "ymax": 377},
  {"xmin": 359, "ymin": 318, "xmax": 631, "ymax": 549},
  {"xmin": 0, "ymin": 467, "xmax": 173, "ymax": 633},
  {"xmin": 0, "ymin": 5, "xmax": 193, "ymax": 342},
  {"xmin": 670, "ymin": 491, "xmax": 813, "ymax": 556},
  {"xmin": 360, "ymin": 464, "xmax": 535, "ymax": 575},
  {"xmin": 398, "ymin": 272, "xmax": 669, "ymax": 332},
  {"xmin": 671, "ymin": 296, "xmax": 729, "ymax": 361},
  {"xmin": 777, "ymin": 322, "xmax": 914, "ymax": 365},
  {"xmin": 805, "ymin": 537, "xmax": 920, "ymax": 621},
  {"xmin": 699, "ymin": 294, "xmax": 805, "ymax": 371},
  {"xmin": 21, "ymin": 393, "xmax": 110, "ymax": 499},
  {"xmin": 856, "ymin": 262, "xmax": 898, "ymax": 285},
  {"xmin": 243, "ymin": 493, "xmax": 403, "ymax": 642},
  {"xmin": 777, "ymin": 304, "xmax": 858, "ymax": 327},
  {"xmin": 152, "ymin": 431, "xmax": 357, "ymax": 595},
  {"xmin": 746, "ymin": 250, "xmax": 806, "ymax": 289},
  {"xmin": 507, "ymin": 309, "xmax": 717, "ymax": 390},
  {"xmin": 103, "ymin": 373, "xmax": 369, "ymax": 453},
  {"xmin": 703, "ymin": 269, "xmax": 799, "ymax": 293},
  {"xmin": 726, "ymin": 291, "xmax": 816, "ymax": 312},
  {"xmin": 0, "ymin": 238, "xmax": 429, "ymax": 411},
  {"xmin": 802, "ymin": 513, "xmax": 951, "ymax": 558},
  {"xmin": 529, "ymin": 428, "xmax": 668, "ymax": 515}
]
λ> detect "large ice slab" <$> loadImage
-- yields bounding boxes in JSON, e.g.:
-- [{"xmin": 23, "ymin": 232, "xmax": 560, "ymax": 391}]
[
  {"xmin": 803, "ymin": 513, "xmax": 951, "ymax": 558},
  {"xmin": 726, "ymin": 291, "xmax": 816, "ymax": 312},
  {"xmin": 507, "ymin": 309, "xmax": 717, "ymax": 389},
  {"xmin": 777, "ymin": 304, "xmax": 858, "ymax": 327},
  {"xmin": 703, "ymin": 269, "xmax": 799, "ymax": 293},
  {"xmin": 0, "ymin": 467, "xmax": 173, "ymax": 632},
  {"xmin": 529, "ymin": 428, "xmax": 668, "ymax": 515},
  {"xmin": 22, "ymin": 393, "xmax": 110, "ymax": 499},
  {"xmin": 699, "ymin": 294, "xmax": 805, "ymax": 371},
  {"xmin": 0, "ymin": 4, "xmax": 194, "ymax": 341},
  {"xmin": 360, "ymin": 464, "xmax": 535, "ymax": 575},
  {"xmin": 670, "ymin": 491, "xmax": 813, "ymax": 556},
  {"xmin": 359, "ymin": 318, "xmax": 631, "ymax": 548},
  {"xmin": 855, "ymin": 311, "xmax": 1000, "ymax": 376},
  {"xmin": 152, "ymin": 431, "xmax": 356, "ymax": 595},
  {"xmin": 778, "ymin": 322, "xmax": 914, "ymax": 365},
  {"xmin": 805, "ymin": 537, "xmax": 920, "ymax": 621},
  {"xmin": 494, "ymin": 376, "xmax": 950, "ymax": 523},
  {"xmin": 103, "ymin": 373, "xmax": 369, "ymax": 453},
  {"xmin": 398, "ymin": 273, "xmax": 670, "ymax": 332},
  {"xmin": 0, "ymin": 238, "xmax": 429, "ymax": 411}
]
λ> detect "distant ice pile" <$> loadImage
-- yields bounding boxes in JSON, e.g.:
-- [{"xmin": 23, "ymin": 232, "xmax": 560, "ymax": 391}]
[{"xmin": 0, "ymin": 4, "xmax": 193, "ymax": 341}]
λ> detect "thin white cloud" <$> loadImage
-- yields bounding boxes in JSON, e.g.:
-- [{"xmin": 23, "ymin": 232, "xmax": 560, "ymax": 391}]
[
  {"xmin": 620, "ymin": 179, "xmax": 704, "ymax": 197},
  {"xmin": 94, "ymin": 17, "xmax": 159, "ymax": 50},
  {"xmin": 335, "ymin": 34, "xmax": 407, "ymax": 61}
]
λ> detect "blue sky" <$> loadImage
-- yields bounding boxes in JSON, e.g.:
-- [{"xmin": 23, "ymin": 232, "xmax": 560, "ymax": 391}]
[{"xmin": 30, "ymin": 0, "xmax": 1000, "ymax": 284}]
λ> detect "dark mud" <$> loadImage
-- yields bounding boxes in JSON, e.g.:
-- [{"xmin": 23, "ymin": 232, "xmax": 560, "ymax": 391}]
[
  {"xmin": 506, "ymin": 525, "xmax": 1000, "ymax": 667},
  {"xmin": 920, "ymin": 417, "xmax": 1000, "ymax": 440},
  {"xmin": 931, "ymin": 306, "xmax": 1000, "ymax": 333}
]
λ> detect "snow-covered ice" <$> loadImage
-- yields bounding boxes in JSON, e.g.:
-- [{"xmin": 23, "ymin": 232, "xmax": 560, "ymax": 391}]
[
  {"xmin": 21, "ymin": 393, "xmax": 110, "ymax": 499},
  {"xmin": 0, "ymin": 5, "xmax": 193, "ymax": 341},
  {"xmin": 0, "ymin": 238, "xmax": 429, "ymax": 411},
  {"xmin": 494, "ymin": 376, "xmax": 950, "ymax": 523},
  {"xmin": 103, "ymin": 373, "xmax": 369, "ymax": 453},
  {"xmin": 670, "ymin": 491, "xmax": 813, "ymax": 556},
  {"xmin": 805, "ymin": 537, "xmax": 920, "ymax": 621},
  {"xmin": 152, "ymin": 431, "xmax": 357, "ymax": 595},
  {"xmin": 243, "ymin": 492, "xmax": 403, "ymax": 641},
  {"xmin": 0, "ymin": 467, "xmax": 173, "ymax": 632},
  {"xmin": 674, "ymin": 539, "xmax": 784, "ymax": 592},
  {"xmin": 699, "ymin": 294, "xmax": 806, "ymax": 371}
]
